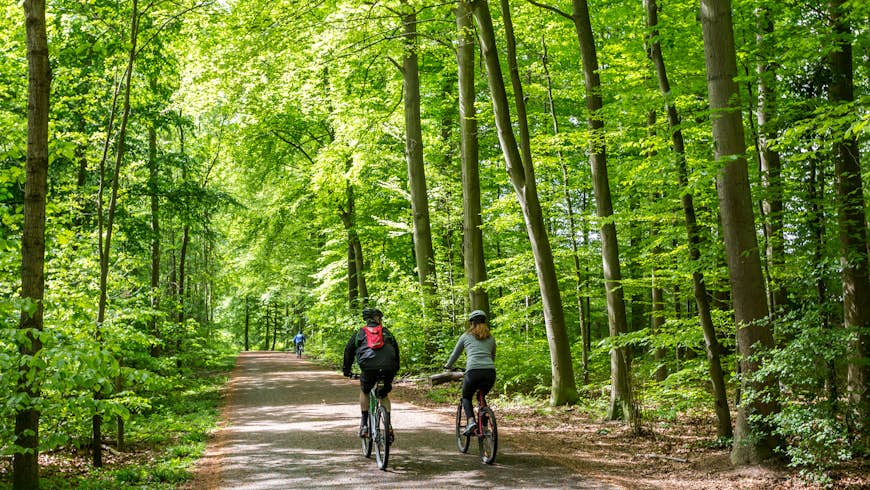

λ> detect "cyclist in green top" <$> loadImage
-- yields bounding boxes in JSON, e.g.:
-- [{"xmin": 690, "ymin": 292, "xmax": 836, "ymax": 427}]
[{"xmin": 444, "ymin": 309, "xmax": 496, "ymax": 436}]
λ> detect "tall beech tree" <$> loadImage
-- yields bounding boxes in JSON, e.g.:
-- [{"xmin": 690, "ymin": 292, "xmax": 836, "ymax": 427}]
[
  {"xmin": 456, "ymin": 2, "xmax": 490, "ymax": 314},
  {"xmin": 466, "ymin": 0, "xmax": 578, "ymax": 406},
  {"xmin": 827, "ymin": 0, "xmax": 869, "ymax": 435},
  {"xmin": 14, "ymin": 0, "xmax": 50, "ymax": 487},
  {"xmin": 528, "ymin": 0, "xmax": 633, "ymax": 419},
  {"xmin": 644, "ymin": 0, "xmax": 731, "ymax": 439},
  {"xmin": 699, "ymin": 0, "xmax": 779, "ymax": 464},
  {"xmin": 755, "ymin": 6, "xmax": 786, "ymax": 314},
  {"xmin": 400, "ymin": 6, "xmax": 439, "ymax": 358},
  {"xmin": 94, "ymin": 0, "xmax": 139, "ymax": 467},
  {"xmin": 540, "ymin": 35, "xmax": 590, "ymax": 382}
]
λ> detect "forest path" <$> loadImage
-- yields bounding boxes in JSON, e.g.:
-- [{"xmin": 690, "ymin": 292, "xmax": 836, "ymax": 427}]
[{"xmin": 187, "ymin": 351, "xmax": 611, "ymax": 489}]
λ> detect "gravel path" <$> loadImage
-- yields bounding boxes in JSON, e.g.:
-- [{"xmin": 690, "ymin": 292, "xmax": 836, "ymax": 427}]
[{"xmin": 187, "ymin": 351, "xmax": 611, "ymax": 489}]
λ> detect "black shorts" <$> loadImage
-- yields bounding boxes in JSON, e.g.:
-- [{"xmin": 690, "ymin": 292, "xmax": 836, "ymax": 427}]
[
  {"xmin": 360, "ymin": 369, "xmax": 396, "ymax": 397},
  {"xmin": 462, "ymin": 368, "xmax": 496, "ymax": 401}
]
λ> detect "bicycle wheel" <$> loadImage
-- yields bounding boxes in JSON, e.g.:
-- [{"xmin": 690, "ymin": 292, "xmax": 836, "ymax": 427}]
[
  {"xmin": 361, "ymin": 414, "xmax": 373, "ymax": 458},
  {"xmin": 478, "ymin": 407, "xmax": 497, "ymax": 465},
  {"xmin": 455, "ymin": 402, "xmax": 470, "ymax": 453},
  {"xmin": 374, "ymin": 406, "xmax": 390, "ymax": 470}
]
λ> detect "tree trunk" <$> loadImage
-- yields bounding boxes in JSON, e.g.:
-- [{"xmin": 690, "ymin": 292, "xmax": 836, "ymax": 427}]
[
  {"xmin": 456, "ymin": 1, "xmax": 491, "ymax": 314},
  {"xmin": 340, "ymin": 178, "xmax": 369, "ymax": 306},
  {"xmin": 467, "ymin": 0, "xmax": 578, "ymax": 405},
  {"xmin": 94, "ymin": 0, "xmax": 138, "ymax": 467},
  {"xmin": 148, "ymin": 88, "xmax": 161, "ymax": 356},
  {"xmin": 828, "ymin": 0, "xmax": 870, "ymax": 438},
  {"xmin": 699, "ymin": 0, "xmax": 778, "ymax": 463},
  {"xmin": 348, "ymin": 241, "xmax": 358, "ymax": 307},
  {"xmin": 14, "ymin": 1, "xmax": 50, "ymax": 487},
  {"xmin": 565, "ymin": 0, "xmax": 633, "ymax": 421},
  {"xmin": 244, "ymin": 296, "xmax": 250, "ymax": 351},
  {"xmin": 179, "ymin": 224, "xmax": 189, "ymax": 323},
  {"xmin": 645, "ymin": 0, "xmax": 731, "ymax": 439},
  {"xmin": 402, "ymin": 8, "xmax": 440, "ymax": 359},
  {"xmin": 541, "ymin": 35, "xmax": 589, "ymax": 382},
  {"xmin": 756, "ymin": 7, "xmax": 786, "ymax": 314}
]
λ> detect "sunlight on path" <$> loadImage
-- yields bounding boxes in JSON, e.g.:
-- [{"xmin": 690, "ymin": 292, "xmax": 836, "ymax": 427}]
[{"xmin": 189, "ymin": 351, "xmax": 611, "ymax": 489}]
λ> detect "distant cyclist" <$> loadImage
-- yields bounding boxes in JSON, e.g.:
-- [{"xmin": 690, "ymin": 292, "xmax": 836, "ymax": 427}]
[
  {"xmin": 343, "ymin": 307, "xmax": 400, "ymax": 438},
  {"xmin": 293, "ymin": 331, "xmax": 306, "ymax": 357},
  {"xmin": 444, "ymin": 309, "xmax": 496, "ymax": 436}
]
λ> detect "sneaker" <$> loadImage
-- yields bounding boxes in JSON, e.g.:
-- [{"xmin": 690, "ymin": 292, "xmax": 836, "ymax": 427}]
[
  {"xmin": 462, "ymin": 421, "xmax": 477, "ymax": 437},
  {"xmin": 359, "ymin": 425, "xmax": 369, "ymax": 438},
  {"xmin": 388, "ymin": 427, "xmax": 395, "ymax": 444}
]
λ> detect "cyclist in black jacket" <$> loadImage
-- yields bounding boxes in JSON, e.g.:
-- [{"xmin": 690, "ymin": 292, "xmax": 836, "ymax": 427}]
[{"xmin": 343, "ymin": 307, "xmax": 400, "ymax": 438}]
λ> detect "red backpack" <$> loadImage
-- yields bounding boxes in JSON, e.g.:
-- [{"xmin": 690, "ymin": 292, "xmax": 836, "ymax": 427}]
[{"xmin": 363, "ymin": 325, "xmax": 385, "ymax": 349}]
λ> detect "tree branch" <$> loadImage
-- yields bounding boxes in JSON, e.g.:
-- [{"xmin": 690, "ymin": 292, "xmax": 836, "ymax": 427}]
[{"xmin": 526, "ymin": 0, "xmax": 572, "ymax": 20}]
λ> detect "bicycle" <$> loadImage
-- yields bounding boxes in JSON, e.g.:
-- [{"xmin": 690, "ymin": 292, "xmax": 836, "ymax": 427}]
[
  {"xmin": 455, "ymin": 381, "xmax": 498, "ymax": 465},
  {"xmin": 352, "ymin": 375, "xmax": 392, "ymax": 470},
  {"xmin": 295, "ymin": 342, "xmax": 304, "ymax": 358}
]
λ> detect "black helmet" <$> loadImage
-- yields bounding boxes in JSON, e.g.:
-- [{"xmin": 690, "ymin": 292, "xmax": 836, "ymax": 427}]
[
  {"xmin": 468, "ymin": 309, "xmax": 487, "ymax": 323},
  {"xmin": 362, "ymin": 307, "xmax": 383, "ymax": 321}
]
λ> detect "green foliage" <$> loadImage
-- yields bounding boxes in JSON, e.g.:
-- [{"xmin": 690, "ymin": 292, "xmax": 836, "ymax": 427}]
[{"xmin": 740, "ymin": 306, "xmax": 863, "ymax": 479}]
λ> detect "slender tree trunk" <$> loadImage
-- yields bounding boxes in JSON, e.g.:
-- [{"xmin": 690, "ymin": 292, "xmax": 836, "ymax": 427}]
[
  {"xmin": 340, "ymin": 177, "xmax": 369, "ymax": 306},
  {"xmin": 756, "ymin": 7, "xmax": 786, "ymax": 314},
  {"xmin": 94, "ymin": 0, "xmax": 138, "ymax": 467},
  {"xmin": 148, "ymin": 94, "xmax": 161, "ymax": 357},
  {"xmin": 699, "ymin": 0, "xmax": 778, "ymax": 463},
  {"xmin": 348, "ymin": 241, "xmax": 358, "ymax": 307},
  {"xmin": 828, "ymin": 0, "xmax": 870, "ymax": 438},
  {"xmin": 179, "ymin": 225, "xmax": 189, "ymax": 323},
  {"xmin": 567, "ymin": 0, "xmax": 633, "ymax": 420},
  {"xmin": 14, "ymin": 1, "xmax": 50, "ymax": 487},
  {"xmin": 541, "ymin": 35, "xmax": 589, "ymax": 381},
  {"xmin": 456, "ymin": 2, "xmax": 490, "ymax": 314},
  {"xmin": 645, "ymin": 0, "xmax": 731, "ymax": 439},
  {"xmin": 808, "ymin": 158, "xmax": 837, "ymax": 403},
  {"xmin": 271, "ymin": 303, "xmax": 278, "ymax": 350},
  {"xmin": 244, "ymin": 296, "xmax": 250, "ymax": 351},
  {"xmin": 402, "ymin": 8, "xmax": 439, "ymax": 359},
  {"xmin": 467, "ymin": 0, "xmax": 578, "ymax": 405}
]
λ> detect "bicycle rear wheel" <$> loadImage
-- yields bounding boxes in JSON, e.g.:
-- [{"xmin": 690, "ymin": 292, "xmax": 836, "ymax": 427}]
[
  {"xmin": 374, "ymin": 406, "xmax": 390, "ymax": 470},
  {"xmin": 455, "ymin": 402, "xmax": 470, "ymax": 453},
  {"xmin": 478, "ymin": 407, "xmax": 497, "ymax": 465}
]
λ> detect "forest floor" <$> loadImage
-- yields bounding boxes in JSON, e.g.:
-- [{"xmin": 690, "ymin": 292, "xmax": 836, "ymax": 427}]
[
  {"xmin": 394, "ymin": 380, "xmax": 868, "ymax": 490},
  {"xmin": 3, "ymin": 352, "xmax": 866, "ymax": 489}
]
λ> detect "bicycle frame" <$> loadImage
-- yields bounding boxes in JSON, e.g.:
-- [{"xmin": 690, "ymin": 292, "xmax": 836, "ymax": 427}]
[
  {"xmin": 357, "ymin": 377, "xmax": 391, "ymax": 470},
  {"xmin": 454, "ymin": 380, "xmax": 498, "ymax": 464}
]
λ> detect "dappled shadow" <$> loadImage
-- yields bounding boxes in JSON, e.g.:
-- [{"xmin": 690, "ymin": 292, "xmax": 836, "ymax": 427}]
[{"xmin": 191, "ymin": 352, "xmax": 609, "ymax": 489}]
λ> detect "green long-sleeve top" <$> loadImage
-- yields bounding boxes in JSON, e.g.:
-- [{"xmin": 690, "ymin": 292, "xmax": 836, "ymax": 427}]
[{"xmin": 445, "ymin": 332, "xmax": 496, "ymax": 371}]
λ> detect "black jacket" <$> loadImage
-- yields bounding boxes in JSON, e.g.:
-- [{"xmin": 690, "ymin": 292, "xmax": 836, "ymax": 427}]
[{"xmin": 342, "ymin": 320, "xmax": 400, "ymax": 374}]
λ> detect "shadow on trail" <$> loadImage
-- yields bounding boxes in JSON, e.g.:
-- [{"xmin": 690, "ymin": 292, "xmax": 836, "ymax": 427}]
[{"xmin": 195, "ymin": 351, "xmax": 609, "ymax": 489}]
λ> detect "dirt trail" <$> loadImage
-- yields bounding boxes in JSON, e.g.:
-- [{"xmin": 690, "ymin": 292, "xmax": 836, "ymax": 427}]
[{"xmin": 187, "ymin": 351, "xmax": 611, "ymax": 489}]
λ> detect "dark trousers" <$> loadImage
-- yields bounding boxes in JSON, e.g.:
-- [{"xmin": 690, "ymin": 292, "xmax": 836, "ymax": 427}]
[{"xmin": 461, "ymin": 368, "xmax": 496, "ymax": 420}]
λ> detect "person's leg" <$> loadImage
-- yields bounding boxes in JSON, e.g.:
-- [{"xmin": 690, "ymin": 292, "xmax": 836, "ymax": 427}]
[
  {"xmin": 376, "ymin": 370, "xmax": 395, "ymax": 412},
  {"xmin": 359, "ymin": 371, "xmax": 375, "ymax": 435},
  {"xmin": 461, "ymin": 372, "xmax": 480, "ymax": 421},
  {"xmin": 360, "ymin": 390, "xmax": 370, "ymax": 413},
  {"xmin": 478, "ymin": 369, "xmax": 496, "ymax": 402}
]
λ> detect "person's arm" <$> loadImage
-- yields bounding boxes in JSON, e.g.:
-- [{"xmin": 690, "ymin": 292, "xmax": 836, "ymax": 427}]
[
  {"xmin": 342, "ymin": 331, "xmax": 357, "ymax": 376},
  {"xmin": 444, "ymin": 335, "xmax": 466, "ymax": 369}
]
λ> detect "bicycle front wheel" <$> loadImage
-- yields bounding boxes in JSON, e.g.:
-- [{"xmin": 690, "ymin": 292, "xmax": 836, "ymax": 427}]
[
  {"xmin": 374, "ymin": 406, "xmax": 390, "ymax": 470},
  {"xmin": 455, "ymin": 402, "xmax": 470, "ymax": 453},
  {"xmin": 478, "ymin": 407, "xmax": 497, "ymax": 465}
]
